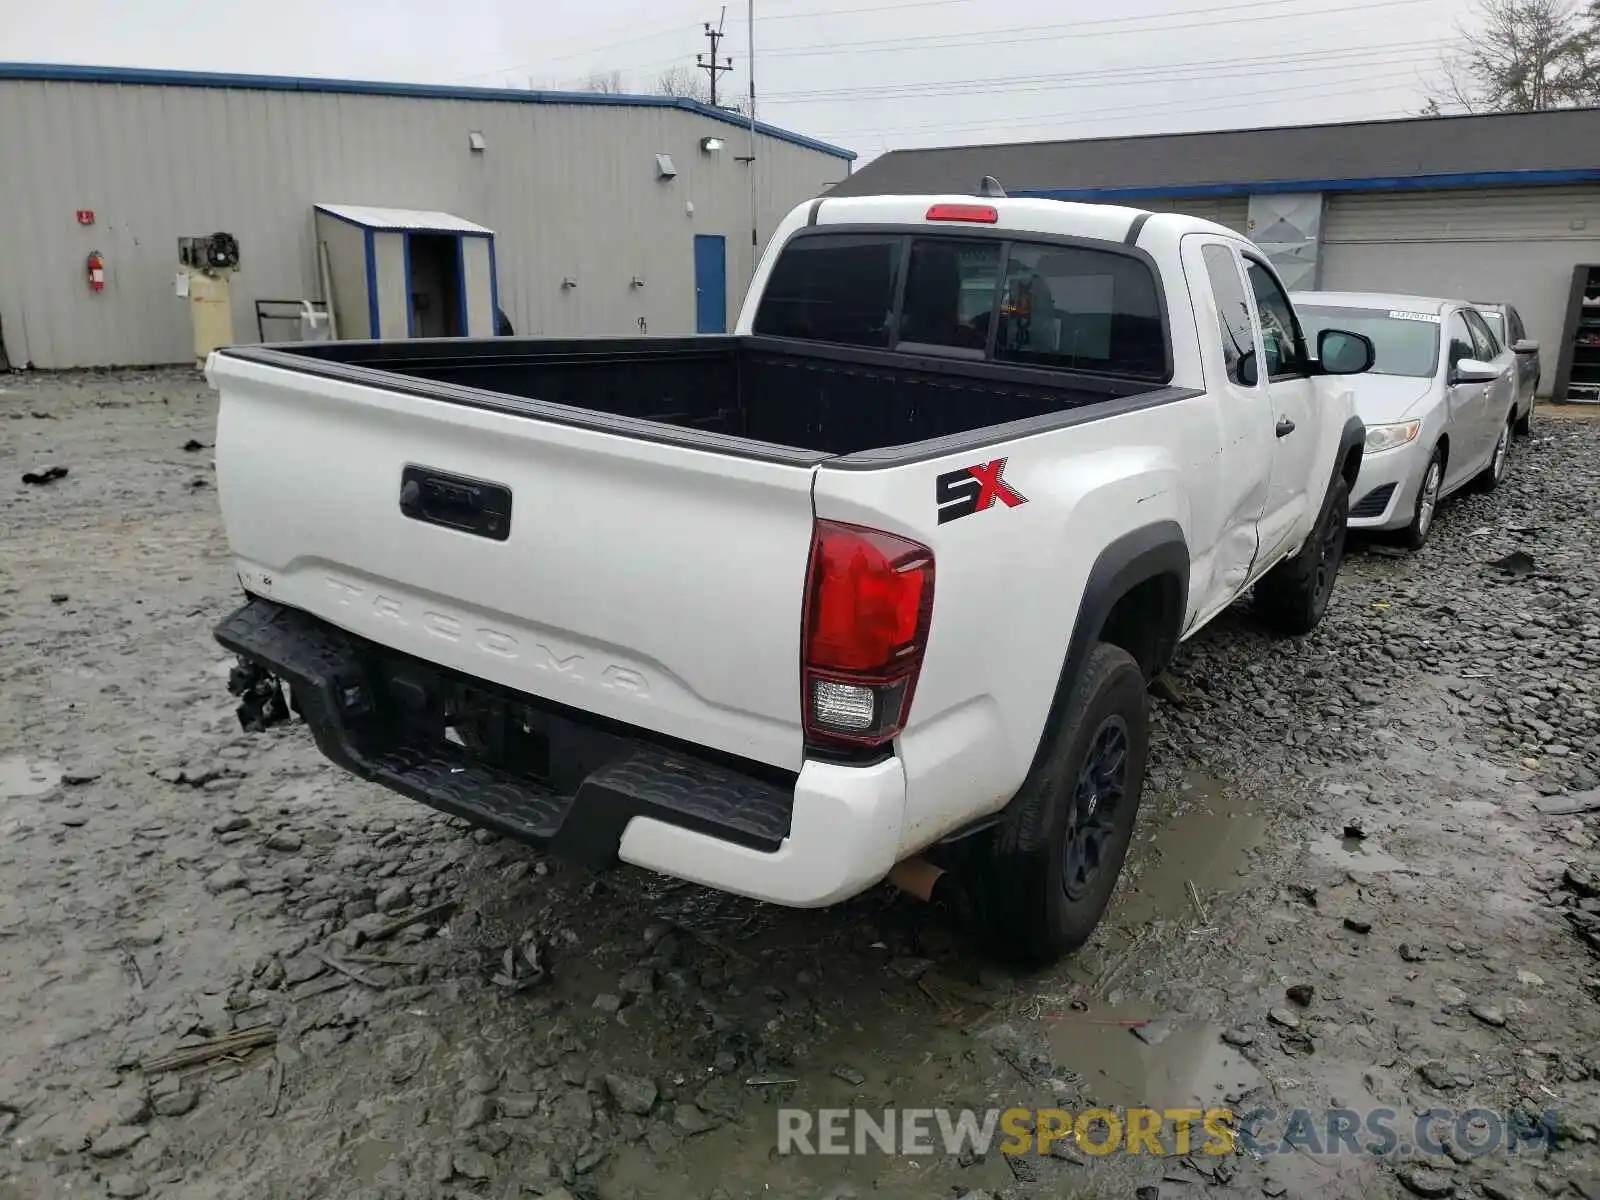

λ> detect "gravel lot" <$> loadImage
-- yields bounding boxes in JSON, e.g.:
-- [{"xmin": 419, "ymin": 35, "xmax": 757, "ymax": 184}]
[{"xmin": 3, "ymin": 369, "xmax": 1600, "ymax": 1200}]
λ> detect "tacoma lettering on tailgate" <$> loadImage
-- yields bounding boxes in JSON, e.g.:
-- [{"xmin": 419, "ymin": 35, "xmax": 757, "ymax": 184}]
[{"xmin": 321, "ymin": 575, "xmax": 650, "ymax": 698}]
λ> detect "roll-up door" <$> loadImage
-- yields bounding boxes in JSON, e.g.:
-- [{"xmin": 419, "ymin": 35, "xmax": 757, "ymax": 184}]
[{"xmin": 1320, "ymin": 187, "xmax": 1600, "ymax": 392}]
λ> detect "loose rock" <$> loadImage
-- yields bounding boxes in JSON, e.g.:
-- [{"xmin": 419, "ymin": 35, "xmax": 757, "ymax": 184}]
[
  {"xmin": 204, "ymin": 864, "xmax": 248, "ymax": 894},
  {"xmin": 455, "ymin": 1094, "xmax": 490, "ymax": 1131},
  {"xmin": 1419, "ymin": 1061, "xmax": 1462, "ymax": 1090},
  {"xmin": 452, "ymin": 1146, "xmax": 494, "ymax": 1181},
  {"xmin": 605, "ymin": 1072, "xmax": 659, "ymax": 1116},
  {"xmin": 675, "ymin": 1103, "xmax": 716, "ymax": 1135},
  {"xmin": 152, "ymin": 1088, "xmax": 197, "ymax": 1118},
  {"xmin": 89, "ymin": 1125, "xmax": 148, "ymax": 1158},
  {"xmin": 1469, "ymin": 1002, "xmax": 1508, "ymax": 1028},
  {"xmin": 1395, "ymin": 1164, "xmax": 1457, "ymax": 1197}
]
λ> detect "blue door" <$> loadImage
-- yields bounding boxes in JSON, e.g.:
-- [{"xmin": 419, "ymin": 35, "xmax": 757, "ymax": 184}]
[{"xmin": 694, "ymin": 235, "xmax": 727, "ymax": 334}]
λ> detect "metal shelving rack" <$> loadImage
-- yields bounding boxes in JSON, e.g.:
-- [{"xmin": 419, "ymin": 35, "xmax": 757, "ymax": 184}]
[{"xmin": 1552, "ymin": 262, "xmax": 1600, "ymax": 404}]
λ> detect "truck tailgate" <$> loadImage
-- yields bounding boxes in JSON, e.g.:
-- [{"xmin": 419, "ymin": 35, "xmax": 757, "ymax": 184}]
[{"xmin": 210, "ymin": 353, "xmax": 817, "ymax": 771}]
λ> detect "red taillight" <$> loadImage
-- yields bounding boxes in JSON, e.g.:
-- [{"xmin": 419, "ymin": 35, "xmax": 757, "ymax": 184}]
[
  {"xmin": 925, "ymin": 203, "xmax": 998, "ymax": 224},
  {"xmin": 801, "ymin": 520, "xmax": 934, "ymax": 752}
]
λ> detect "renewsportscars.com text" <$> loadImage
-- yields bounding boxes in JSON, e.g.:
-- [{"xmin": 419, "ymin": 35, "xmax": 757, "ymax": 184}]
[{"xmin": 777, "ymin": 1106, "xmax": 1560, "ymax": 1158}]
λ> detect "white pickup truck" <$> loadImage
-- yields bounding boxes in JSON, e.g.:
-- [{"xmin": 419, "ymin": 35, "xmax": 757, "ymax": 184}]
[{"xmin": 209, "ymin": 192, "xmax": 1373, "ymax": 962}]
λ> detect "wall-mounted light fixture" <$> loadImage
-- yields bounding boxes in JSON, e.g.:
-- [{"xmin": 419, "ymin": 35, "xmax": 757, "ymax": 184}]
[
  {"xmin": 630, "ymin": 275, "xmax": 645, "ymax": 289},
  {"xmin": 468, "ymin": 130, "xmax": 487, "ymax": 152},
  {"xmin": 700, "ymin": 136, "xmax": 724, "ymax": 153},
  {"xmin": 561, "ymin": 276, "xmax": 578, "ymax": 289}
]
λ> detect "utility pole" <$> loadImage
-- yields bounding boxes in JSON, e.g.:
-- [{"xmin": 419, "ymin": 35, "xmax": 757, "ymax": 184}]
[
  {"xmin": 747, "ymin": 0, "xmax": 757, "ymax": 274},
  {"xmin": 697, "ymin": 8, "xmax": 733, "ymax": 108}
]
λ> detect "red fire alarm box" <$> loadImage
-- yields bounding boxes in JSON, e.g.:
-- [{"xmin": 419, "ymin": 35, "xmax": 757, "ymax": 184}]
[{"xmin": 76, "ymin": 210, "xmax": 95, "ymax": 226}]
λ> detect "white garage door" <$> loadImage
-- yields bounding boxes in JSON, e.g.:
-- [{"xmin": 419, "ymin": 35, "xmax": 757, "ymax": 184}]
[
  {"xmin": 1143, "ymin": 196, "xmax": 1250, "ymax": 233},
  {"xmin": 1321, "ymin": 187, "xmax": 1600, "ymax": 394}
]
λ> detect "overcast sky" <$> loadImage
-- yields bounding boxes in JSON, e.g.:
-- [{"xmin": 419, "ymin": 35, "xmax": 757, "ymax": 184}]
[{"xmin": 0, "ymin": 0, "xmax": 1467, "ymax": 159}]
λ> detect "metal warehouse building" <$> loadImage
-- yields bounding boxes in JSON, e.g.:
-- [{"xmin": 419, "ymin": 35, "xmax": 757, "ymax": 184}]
[
  {"xmin": 0, "ymin": 63, "xmax": 854, "ymax": 369},
  {"xmin": 830, "ymin": 107, "xmax": 1600, "ymax": 401}
]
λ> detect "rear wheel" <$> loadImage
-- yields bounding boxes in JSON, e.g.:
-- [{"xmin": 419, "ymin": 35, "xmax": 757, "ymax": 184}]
[
  {"xmin": 1474, "ymin": 417, "xmax": 1513, "ymax": 492},
  {"xmin": 981, "ymin": 642, "xmax": 1149, "ymax": 964},
  {"xmin": 1254, "ymin": 476, "xmax": 1349, "ymax": 636},
  {"xmin": 1400, "ymin": 449, "xmax": 1444, "ymax": 550},
  {"xmin": 1514, "ymin": 399, "xmax": 1532, "ymax": 437}
]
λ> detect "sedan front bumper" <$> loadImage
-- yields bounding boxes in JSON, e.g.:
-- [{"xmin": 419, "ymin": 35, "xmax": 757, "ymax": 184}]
[{"xmin": 1347, "ymin": 436, "xmax": 1434, "ymax": 532}]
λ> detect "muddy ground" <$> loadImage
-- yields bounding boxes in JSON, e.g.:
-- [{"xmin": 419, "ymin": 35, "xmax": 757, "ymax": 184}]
[{"xmin": 2, "ymin": 369, "xmax": 1600, "ymax": 1200}]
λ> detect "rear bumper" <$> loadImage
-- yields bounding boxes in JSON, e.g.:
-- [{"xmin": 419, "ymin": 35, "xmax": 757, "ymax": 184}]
[{"xmin": 214, "ymin": 598, "xmax": 903, "ymax": 907}]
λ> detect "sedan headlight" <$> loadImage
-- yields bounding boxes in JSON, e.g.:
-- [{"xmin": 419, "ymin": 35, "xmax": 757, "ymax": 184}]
[{"xmin": 1364, "ymin": 420, "xmax": 1422, "ymax": 455}]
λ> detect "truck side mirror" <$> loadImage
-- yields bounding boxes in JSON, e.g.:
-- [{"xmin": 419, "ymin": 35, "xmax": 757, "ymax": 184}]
[
  {"xmin": 1317, "ymin": 328, "xmax": 1374, "ymax": 375},
  {"xmin": 1513, "ymin": 338, "xmax": 1539, "ymax": 354}
]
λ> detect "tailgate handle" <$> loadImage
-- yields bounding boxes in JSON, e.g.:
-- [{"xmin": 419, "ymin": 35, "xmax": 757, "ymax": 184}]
[{"xmin": 399, "ymin": 465, "xmax": 512, "ymax": 542}]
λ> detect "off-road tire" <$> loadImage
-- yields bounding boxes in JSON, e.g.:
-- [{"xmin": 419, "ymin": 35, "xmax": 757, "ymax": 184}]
[
  {"xmin": 1254, "ymin": 475, "xmax": 1349, "ymax": 636},
  {"xmin": 980, "ymin": 642, "xmax": 1149, "ymax": 965}
]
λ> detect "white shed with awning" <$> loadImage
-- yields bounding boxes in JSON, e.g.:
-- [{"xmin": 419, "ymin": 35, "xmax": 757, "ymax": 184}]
[{"xmin": 313, "ymin": 204, "xmax": 498, "ymax": 341}]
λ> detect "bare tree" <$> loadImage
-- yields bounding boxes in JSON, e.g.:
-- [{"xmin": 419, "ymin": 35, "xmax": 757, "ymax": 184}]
[
  {"xmin": 579, "ymin": 70, "xmax": 627, "ymax": 94},
  {"xmin": 655, "ymin": 65, "xmax": 710, "ymax": 101},
  {"xmin": 1423, "ymin": 0, "xmax": 1598, "ymax": 113},
  {"xmin": 574, "ymin": 62, "xmax": 751, "ymax": 111},
  {"xmin": 655, "ymin": 64, "xmax": 750, "ymax": 113}
]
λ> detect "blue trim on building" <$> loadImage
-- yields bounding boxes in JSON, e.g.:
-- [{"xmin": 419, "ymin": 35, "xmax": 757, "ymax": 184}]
[
  {"xmin": 0, "ymin": 62, "xmax": 856, "ymax": 161},
  {"xmin": 486, "ymin": 234, "xmax": 500, "ymax": 333},
  {"xmin": 1015, "ymin": 168, "xmax": 1600, "ymax": 202},
  {"xmin": 402, "ymin": 233, "xmax": 415, "ymax": 337},
  {"xmin": 363, "ymin": 228, "xmax": 380, "ymax": 339},
  {"xmin": 455, "ymin": 236, "xmax": 470, "ymax": 337}
]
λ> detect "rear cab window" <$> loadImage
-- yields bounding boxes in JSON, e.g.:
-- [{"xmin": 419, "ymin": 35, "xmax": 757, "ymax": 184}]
[
  {"xmin": 753, "ymin": 234, "xmax": 902, "ymax": 348},
  {"xmin": 753, "ymin": 230, "xmax": 1169, "ymax": 381}
]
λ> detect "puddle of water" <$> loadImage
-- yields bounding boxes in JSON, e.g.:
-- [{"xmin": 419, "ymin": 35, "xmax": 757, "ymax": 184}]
[
  {"xmin": 1307, "ymin": 834, "xmax": 1409, "ymax": 873},
  {"xmin": 0, "ymin": 756, "xmax": 63, "ymax": 800},
  {"xmin": 1047, "ymin": 1013, "xmax": 1265, "ymax": 1110},
  {"xmin": 1115, "ymin": 772, "xmax": 1264, "ymax": 926}
]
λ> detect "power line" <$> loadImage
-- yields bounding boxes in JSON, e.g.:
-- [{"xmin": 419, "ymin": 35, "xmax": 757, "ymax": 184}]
[
  {"xmin": 756, "ymin": 0, "xmax": 1451, "ymax": 58},
  {"xmin": 442, "ymin": 12, "xmax": 707, "ymax": 83},
  {"xmin": 602, "ymin": 0, "xmax": 1451, "ymax": 80},
  {"xmin": 762, "ymin": 39, "xmax": 1456, "ymax": 104},
  {"xmin": 809, "ymin": 67, "xmax": 1433, "ymax": 141}
]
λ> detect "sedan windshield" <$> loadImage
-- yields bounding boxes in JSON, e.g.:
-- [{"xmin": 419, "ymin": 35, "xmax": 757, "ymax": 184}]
[{"xmin": 1297, "ymin": 306, "xmax": 1440, "ymax": 379}]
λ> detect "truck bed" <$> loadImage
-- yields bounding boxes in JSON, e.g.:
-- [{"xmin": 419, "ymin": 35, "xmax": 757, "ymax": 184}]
[{"xmin": 221, "ymin": 335, "xmax": 1160, "ymax": 459}]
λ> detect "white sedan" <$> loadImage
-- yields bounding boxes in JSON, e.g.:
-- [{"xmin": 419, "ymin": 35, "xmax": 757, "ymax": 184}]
[{"xmin": 1291, "ymin": 291, "xmax": 1518, "ymax": 549}]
